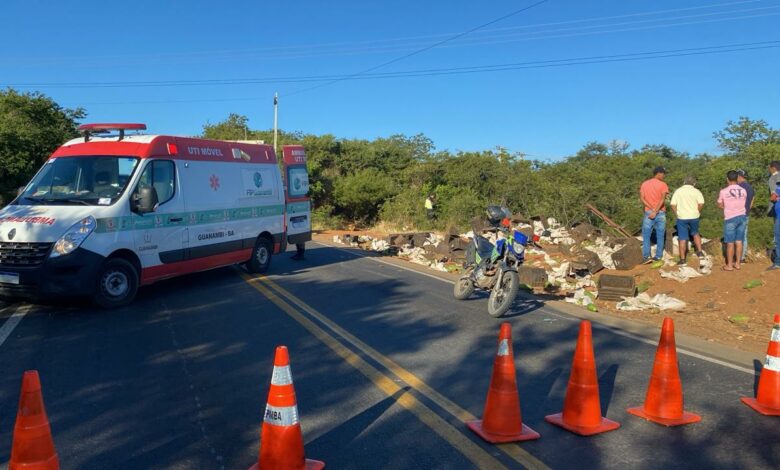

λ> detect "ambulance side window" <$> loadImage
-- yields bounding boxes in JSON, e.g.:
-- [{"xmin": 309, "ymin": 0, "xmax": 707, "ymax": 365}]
[{"xmin": 137, "ymin": 160, "xmax": 176, "ymax": 205}]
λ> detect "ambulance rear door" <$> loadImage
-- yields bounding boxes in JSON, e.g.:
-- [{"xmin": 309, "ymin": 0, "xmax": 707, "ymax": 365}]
[{"xmin": 281, "ymin": 145, "xmax": 311, "ymax": 246}]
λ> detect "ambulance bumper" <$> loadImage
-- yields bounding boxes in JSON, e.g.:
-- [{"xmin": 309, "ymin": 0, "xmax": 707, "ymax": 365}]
[{"xmin": 0, "ymin": 248, "xmax": 104, "ymax": 300}]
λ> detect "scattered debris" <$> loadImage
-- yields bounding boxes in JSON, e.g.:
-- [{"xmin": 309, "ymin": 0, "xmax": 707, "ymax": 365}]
[
  {"xmin": 743, "ymin": 279, "xmax": 763, "ymax": 290},
  {"xmin": 728, "ymin": 314, "xmax": 750, "ymax": 324},
  {"xmin": 659, "ymin": 266, "xmax": 704, "ymax": 283},
  {"xmin": 566, "ymin": 288, "xmax": 598, "ymax": 311},
  {"xmin": 698, "ymin": 256, "xmax": 713, "ymax": 275},
  {"xmin": 585, "ymin": 203, "xmax": 633, "ymax": 237},
  {"xmin": 617, "ymin": 293, "xmax": 687, "ymax": 311}
]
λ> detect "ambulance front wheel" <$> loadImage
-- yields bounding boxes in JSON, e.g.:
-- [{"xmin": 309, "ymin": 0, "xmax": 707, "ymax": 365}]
[
  {"xmin": 246, "ymin": 237, "xmax": 273, "ymax": 274},
  {"xmin": 94, "ymin": 258, "xmax": 139, "ymax": 309}
]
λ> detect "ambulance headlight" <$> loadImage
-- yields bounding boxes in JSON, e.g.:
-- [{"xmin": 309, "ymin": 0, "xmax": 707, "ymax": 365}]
[{"xmin": 50, "ymin": 216, "xmax": 96, "ymax": 258}]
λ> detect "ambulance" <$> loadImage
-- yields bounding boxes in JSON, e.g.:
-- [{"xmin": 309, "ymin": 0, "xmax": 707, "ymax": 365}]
[{"xmin": 0, "ymin": 123, "xmax": 311, "ymax": 308}]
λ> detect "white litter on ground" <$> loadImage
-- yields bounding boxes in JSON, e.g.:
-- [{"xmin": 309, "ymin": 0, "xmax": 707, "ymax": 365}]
[
  {"xmin": 370, "ymin": 239, "xmax": 390, "ymax": 252},
  {"xmin": 659, "ymin": 266, "xmax": 704, "ymax": 283},
  {"xmin": 698, "ymin": 255, "xmax": 713, "ymax": 275},
  {"xmin": 565, "ymin": 288, "xmax": 598, "ymax": 311},
  {"xmin": 617, "ymin": 293, "xmax": 686, "ymax": 311},
  {"xmin": 583, "ymin": 237, "xmax": 622, "ymax": 270}
]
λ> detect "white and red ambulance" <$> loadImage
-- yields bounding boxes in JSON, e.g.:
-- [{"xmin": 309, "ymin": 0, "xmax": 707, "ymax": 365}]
[{"xmin": 0, "ymin": 123, "xmax": 311, "ymax": 307}]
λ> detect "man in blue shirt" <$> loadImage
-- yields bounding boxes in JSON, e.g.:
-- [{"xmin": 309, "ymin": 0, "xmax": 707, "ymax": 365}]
[
  {"xmin": 768, "ymin": 161, "xmax": 780, "ymax": 270},
  {"xmin": 736, "ymin": 169, "xmax": 754, "ymax": 263}
]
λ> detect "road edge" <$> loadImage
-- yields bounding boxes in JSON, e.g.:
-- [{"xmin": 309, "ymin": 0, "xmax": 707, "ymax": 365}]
[{"xmin": 311, "ymin": 238, "xmax": 760, "ymax": 374}]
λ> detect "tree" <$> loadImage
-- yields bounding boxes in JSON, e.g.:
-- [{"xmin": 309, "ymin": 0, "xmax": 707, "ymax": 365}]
[
  {"xmin": 713, "ymin": 117, "xmax": 780, "ymax": 155},
  {"xmin": 333, "ymin": 169, "xmax": 397, "ymax": 224},
  {"xmin": 202, "ymin": 113, "xmax": 250, "ymax": 140},
  {"xmin": 0, "ymin": 89, "xmax": 85, "ymax": 202},
  {"xmin": 575, "ymin": 141, "xmax": 608, "ymax": 159}
]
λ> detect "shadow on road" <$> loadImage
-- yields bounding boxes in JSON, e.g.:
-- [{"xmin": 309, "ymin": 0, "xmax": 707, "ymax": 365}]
[{"xmin": 0, "ymin": 244, "xmax": 776, "ymax": 469}]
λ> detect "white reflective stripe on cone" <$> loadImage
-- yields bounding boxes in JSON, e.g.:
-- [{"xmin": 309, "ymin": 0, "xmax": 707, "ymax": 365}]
[
  {"xmin": 765, "ymin": 354, "xmax": 780, "ymax": 373},
  {"xmin": 770, "ymin": 326, "xmax": 780, "ymax": 343},
  {"xmin": 497, "ymin": 339, "xmax": 510, "ymax": 356},
  {"xmin": 271, "ymin": 365, "xmax": 293, "ymax": 386},
  {"xmin": 264, "ymin": 404, "xmax": 300, "ymax": 426}
]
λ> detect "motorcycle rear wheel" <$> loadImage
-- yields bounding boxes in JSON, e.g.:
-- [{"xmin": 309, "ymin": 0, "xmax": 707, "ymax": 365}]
[
  {"xmin": 453, "ymin": 275, "xmax": 475, "ymax": 300},
  {"xmin": 487, "ymin": 271, "xmax": 519, "ymax": 317}
]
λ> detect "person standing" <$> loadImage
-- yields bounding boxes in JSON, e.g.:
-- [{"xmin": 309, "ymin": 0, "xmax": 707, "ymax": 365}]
[
  {"xmin": 670, "ymin": 175, "xmax": 705, "ymax": 265},
  {"xmin": 768, "ymin": 161, "xmax": 780, "ymax": 270},
  {"xmin": 425, "ymin": 194, "xmax": 436, "ymax": 220},
  {"xmin": 717, "ymin": 170, "xmax": 747, "ymax": 271},
  {"xmin": 290, "ymin": 243, "xmax": 305, "ymax": 261},
  {"xmin": 736, "ymin": 169, "xmax": 754, "ymax": 263},
  {"xmin": 640, "ymin": 166, "xmax": 669, "ymax": 263}
]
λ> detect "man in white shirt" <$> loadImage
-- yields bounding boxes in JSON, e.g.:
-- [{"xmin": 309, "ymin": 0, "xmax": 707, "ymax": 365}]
[{"xmin": 670, "ymin": 175, "xmax": 705, "ymax": 265}]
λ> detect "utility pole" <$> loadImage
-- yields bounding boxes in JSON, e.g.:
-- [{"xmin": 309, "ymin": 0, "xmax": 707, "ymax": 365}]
[{"xmin": 273, "ymin": 92, "xmax": 278, "ymax": 154}]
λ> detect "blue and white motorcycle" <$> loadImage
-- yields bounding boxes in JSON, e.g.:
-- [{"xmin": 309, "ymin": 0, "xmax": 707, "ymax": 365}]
[{"xmin": 453, "ymin": 206, "xmax": 535, "ymax": 318}]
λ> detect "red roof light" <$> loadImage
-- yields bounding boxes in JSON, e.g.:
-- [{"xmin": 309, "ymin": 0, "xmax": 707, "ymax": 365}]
[{"xmin": 78, "ymin": 123, "xmax": 147, "ymax": 132}]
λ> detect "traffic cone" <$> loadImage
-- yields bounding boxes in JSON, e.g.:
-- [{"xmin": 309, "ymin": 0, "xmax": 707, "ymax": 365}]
[
  {"xmin": 9, "ymin": 370, "xmax": 59, "ymax": 470},
  {"xmin": 741, "ymin": 314, "xmax": 780, "ymax": 416},
  {"xmin": 466, "ymin": 323, "xmax": 540, "ymax": 443},
  {"xmin": 545, "ymin": 320, "xmax": 620, "ymax": 436},
  {"xmin": 249, "ymin": 346, "xmax": 325, "ymax": 470},
  {"xmin": 627, "ymin": 318, "xmax": 701, "ymax": 426}
]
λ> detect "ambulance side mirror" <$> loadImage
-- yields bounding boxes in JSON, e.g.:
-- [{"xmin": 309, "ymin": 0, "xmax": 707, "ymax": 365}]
[{"xmin": 132, "ymin": 186, "xmax": 159, "ymax": 214}]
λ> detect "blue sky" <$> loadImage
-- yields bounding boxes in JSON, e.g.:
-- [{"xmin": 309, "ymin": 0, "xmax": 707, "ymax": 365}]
[{"xmin": 2, "ymin": 0, "xmax": 779, "ymax": 159}]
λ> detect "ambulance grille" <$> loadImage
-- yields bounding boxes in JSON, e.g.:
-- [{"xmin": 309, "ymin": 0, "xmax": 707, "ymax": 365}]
[{"xmin": 0, "ymin": 242, "xmax": 53, "ymax": 267}]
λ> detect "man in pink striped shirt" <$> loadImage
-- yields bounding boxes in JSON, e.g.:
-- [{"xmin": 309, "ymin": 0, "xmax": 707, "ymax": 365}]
[{"xmin": 717, "ymin": 170, "xmax": 747, "ymax": 271}]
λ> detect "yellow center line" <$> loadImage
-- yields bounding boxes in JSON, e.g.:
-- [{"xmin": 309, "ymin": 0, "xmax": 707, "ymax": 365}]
[
  {"xmin": 247, "ymin": 272, "xmax": 551, "ymax": 470},
  {"xmin": 240, "ymin": 271, "xmax": 509, "ymax": 470}
]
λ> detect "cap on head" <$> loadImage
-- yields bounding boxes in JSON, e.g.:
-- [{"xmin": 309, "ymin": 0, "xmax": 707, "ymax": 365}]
[
  {"xmin": 736, "ymin": 169, "xmax": 748, "ymax": 178},
  {"xmin": 653, "ymin": 166, "xmax": 666, "ymax": 176}
]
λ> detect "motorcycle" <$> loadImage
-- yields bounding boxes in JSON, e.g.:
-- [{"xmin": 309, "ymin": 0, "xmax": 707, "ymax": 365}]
[{"xmin": 453, "ymin": 206, "xmax": 536, "ymax": 318}]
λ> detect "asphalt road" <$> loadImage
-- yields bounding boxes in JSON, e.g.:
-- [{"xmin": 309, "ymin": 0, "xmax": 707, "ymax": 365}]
[{"xmin": 0, "ymin": 242, "xmax": 777, "ymax": 469}]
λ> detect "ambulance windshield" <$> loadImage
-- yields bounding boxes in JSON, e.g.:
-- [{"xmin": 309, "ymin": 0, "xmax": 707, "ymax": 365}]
[{"xmin": 18, "ymin": 156, "xmax": 139, "ymax": 206}]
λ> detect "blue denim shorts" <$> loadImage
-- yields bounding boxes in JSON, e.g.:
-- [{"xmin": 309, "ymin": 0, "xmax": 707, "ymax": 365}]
[
  {"xmin": 723, "ymin": 215, "xmax": 747, "ymax": 243},
  {"xmin": 676, "ymin": 218, "xmax": 700, "ymax": 240}
]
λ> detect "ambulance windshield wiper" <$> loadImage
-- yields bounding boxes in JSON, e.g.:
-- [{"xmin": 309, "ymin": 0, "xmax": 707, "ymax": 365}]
[{"xmin": 41, "ymin": 198, "xmax": 92, "ymax": 206}]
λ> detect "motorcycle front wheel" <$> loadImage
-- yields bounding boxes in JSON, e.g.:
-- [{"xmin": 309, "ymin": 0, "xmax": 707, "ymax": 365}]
[
  {"xmin": 453, "ymin": 275, "xmax": 475, "ymax": 300},
  {"xmin": 487, "ymin": 270, "xmax": 519, "ymax": 317}
]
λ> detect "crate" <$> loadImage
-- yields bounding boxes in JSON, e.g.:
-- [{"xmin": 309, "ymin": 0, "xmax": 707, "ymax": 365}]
[
  {"xmin": 597, "ymin": 274, "xmax": 637, "ymax": 301},
  {"xmin": 612, "ymin": 244, "xmax": 643, "ymax": 270},
  {"xmin": 517, "ymin": 266, "xmax": 548, "ymax": 289}
]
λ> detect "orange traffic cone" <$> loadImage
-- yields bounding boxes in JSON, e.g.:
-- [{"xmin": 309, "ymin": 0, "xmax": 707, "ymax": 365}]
[
  {"xmin": 627, "ymin": 318, "xmax": 701, "ymax": 426},
  {"xmin": 741, "ymin": 314, "xmax": 780, "ymax": 416},
  {"xmin": 466, "ymin": 323, "xmax": 540, "ymax": 443},
  {"xmin": 545, "ymin": 320, "xmax": 620, "ymax": 436},
  {"xmin": 10, "ymin": 370, "xmax": 59, "ymax": 470},
  {"xmin": 250, "ymin": 346, "xmax": 325, "ymax": 470}
]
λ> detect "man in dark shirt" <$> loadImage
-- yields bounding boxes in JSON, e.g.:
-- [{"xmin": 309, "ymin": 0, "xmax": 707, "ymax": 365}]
[
  {"xmin": 769, "ymin": 161, "xmax": 780, "ymax": 270},
  {"xmin": 736, "ymin": 169, "xmax": 755, "ymax": 263}
]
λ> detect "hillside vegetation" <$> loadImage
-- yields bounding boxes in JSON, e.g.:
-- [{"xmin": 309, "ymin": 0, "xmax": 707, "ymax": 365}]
[{"xmin": 204, "ymin": 113, "xmax": 780, "ymax": 250}]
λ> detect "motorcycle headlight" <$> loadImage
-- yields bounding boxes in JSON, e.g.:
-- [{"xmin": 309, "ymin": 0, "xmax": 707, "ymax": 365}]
[{"xmin": 50, "ymin": 216, "xmax": 96, "ymax": 258}]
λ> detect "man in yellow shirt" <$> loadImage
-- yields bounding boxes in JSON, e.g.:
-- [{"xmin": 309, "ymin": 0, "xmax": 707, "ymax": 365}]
[
  {"xmin": 425, "ymin": 193, "xmax": 436, "ymax": 220},
  {"xmin": 670, "ymin": 175, "xmax": 705, "ymax": 265}
]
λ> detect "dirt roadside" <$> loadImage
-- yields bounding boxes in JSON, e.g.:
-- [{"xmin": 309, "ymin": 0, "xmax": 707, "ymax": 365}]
[{"xmin": 314, "ymin": 230, "xmax": 777, "ymax": 354}]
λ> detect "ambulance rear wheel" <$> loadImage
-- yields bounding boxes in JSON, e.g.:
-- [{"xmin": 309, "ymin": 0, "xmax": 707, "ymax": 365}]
[
  {"xmin": 94, "ymin": 258, "xmax": 139, "ymax": 309},
  {"xmin": 247, "ymin": 237, "xmax": 273, "ymax": 274}
]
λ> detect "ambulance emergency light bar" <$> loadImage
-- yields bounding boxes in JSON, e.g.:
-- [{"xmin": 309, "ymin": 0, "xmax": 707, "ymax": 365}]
[{"xmin": 77, "ymin": 123, "xmax": 147, "ymax": 142}]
